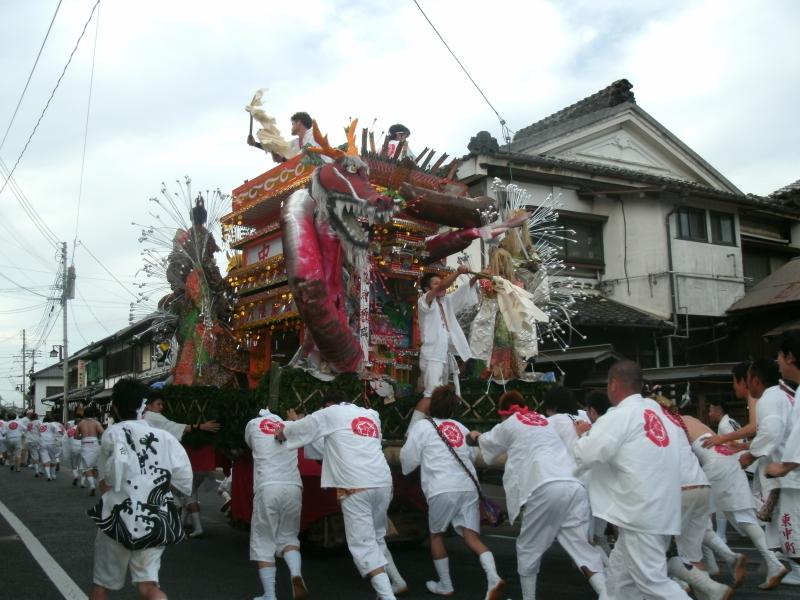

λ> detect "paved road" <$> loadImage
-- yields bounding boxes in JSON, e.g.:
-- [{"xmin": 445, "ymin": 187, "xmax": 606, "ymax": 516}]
[{"xmin": 0, "ymin": 463, "xmax": 797, "ymax": 599}]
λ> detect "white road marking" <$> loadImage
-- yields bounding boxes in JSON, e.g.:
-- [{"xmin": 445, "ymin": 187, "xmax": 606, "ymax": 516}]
[{"xmin": 0, "ymin": 498, "xmax": 88, "ymax": 600}]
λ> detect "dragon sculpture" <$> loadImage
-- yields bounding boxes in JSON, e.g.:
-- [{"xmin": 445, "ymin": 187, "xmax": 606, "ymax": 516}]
[{"xmin": 280, "ymin": 121, "xmax": 531, "ymax": 376}]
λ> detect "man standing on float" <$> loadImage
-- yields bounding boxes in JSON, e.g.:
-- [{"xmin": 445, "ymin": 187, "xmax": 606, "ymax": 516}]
[{"xmin": 409, "ymin": 263, "xmax": 477, "ymax": 434}]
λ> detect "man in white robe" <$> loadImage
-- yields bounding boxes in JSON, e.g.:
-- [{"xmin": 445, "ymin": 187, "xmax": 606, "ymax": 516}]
[
  {"xmin": 245, "ymin": 407, "xmax": 307, "ymax": 600},
  {"xmin": 737, "ymin": 359, "xmax": 793, "ymax": 588},
  {"xmin": 276, "ymin": 390, "xmax": 405, "ymax": 600},
  {"xmin": 144, "ymin": 392, "xmax": 220, "ymax": 538},
  {"xmin": 766, "ymin": 330, "xmax": 800, "ymax": 585},
  {"xmin": 27, "ymin": 413, "xmax": 43, "ymax": 477},
  {"xmin": 473, "ymin": 390, "xmax": 608, "ymax": 600},
  {"xmin": 410, "ymin": 265, "xmax": 477, "ymax": 433},
  {"xmin": 573, "ymin": 360, "xmax": 689, "ymax": 599},
  {"xmin": 87, "ymin": 377, "xmax": 192, "ymax": 600},
  {"xmin": 5, "ymin": 413, "xmax": 24, "ymax": 471},
  {"xmin": 39, "ymin": 417, "xmax": 64, "ymax": 481},
  {"xmin": 401, "ymin": 385, "xmax": 504, "ymax": 599}
]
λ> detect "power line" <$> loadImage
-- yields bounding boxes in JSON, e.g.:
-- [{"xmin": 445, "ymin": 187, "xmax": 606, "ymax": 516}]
[
  {"xmin": 72, "ymin": 2, "xmax": 101, "ymax": 260},
  {"xmin": 77, "ymin": 287, "xmax": 111, "ymax": 334},
  {"xmin": 411, "ymin": 0, "xmax": 514, "ymax": 143},
  {"xmin": 77, "ymin": 240, "xmax": 140, "ymax": 301},
  {"xmin": 0, "ymin": 272, "xmax": 51, "ymax": 298},
  {"xmin": 0, "ymin": 0, "xmax": 64, "ymax": 152},
  {"xmin": 0, "ymin": 0, "xmax": 102, "ymax": 200},
  {"xmin": 0, "ymin": 159, "xmax": 60, "ymax": 248}
]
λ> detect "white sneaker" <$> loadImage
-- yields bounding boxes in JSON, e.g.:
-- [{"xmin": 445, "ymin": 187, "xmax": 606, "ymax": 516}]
[{"xmin": 425, "ymin": 580, "xmax": 454, "ymax": 596}]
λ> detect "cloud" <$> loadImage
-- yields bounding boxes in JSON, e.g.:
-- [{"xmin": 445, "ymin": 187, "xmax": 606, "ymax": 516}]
[{"xmin": 0, "ymin": 0, "xmax": 798, "ymax": 391}]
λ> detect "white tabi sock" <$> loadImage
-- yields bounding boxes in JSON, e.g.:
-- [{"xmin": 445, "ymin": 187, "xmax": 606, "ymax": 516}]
[
  {"xmin": 702, "ymin": 528, "xmax": 737, "ymax": 562},
  {"xmin": 283, "ymin": 549, "xmax": 302, "ymax": 577},
  {"xmin": 588, "ymin": 572, "xmax": 609, "ymax": 599},
  {"xmin": 520, "ymin": 574, "xmax": 537, "ymax": 600},
  {"xmin": 370, "ymin": 572, "xmax": 396, "ymax": 600},
  {"xmin": 433, "ymin": 558, "xmax": 453, "ymax": 590},
  {"xmin": 87, "ymin": 476, "xmax": 96, "ymax": 490},
  {"xmin": 257, "ymin": 566, "xmax": 277, "ymax": 600},
  {"xmin": 478, "ymin": 551, "xmax": 500, "ymax": 584},
  {"xmin": 740, "ymin": 522, "xmax": 784, "ymax": 569},
  {"xmin": 406, "ymin": 410, "xmax": 427, "ymax": 436},
  {"xmin": 383, "ymin": 548, "xmax": 407, "ymax": 593},
  {"xmin": 49, "ymin": 466, "xmax": 56, "ymax": 479},
  {"xmin": 667, "ymin": 556, "xmax": 732, "ymax": 598}
]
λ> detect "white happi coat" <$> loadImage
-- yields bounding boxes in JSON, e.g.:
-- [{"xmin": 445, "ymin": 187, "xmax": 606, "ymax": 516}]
[
  {"xmin": 143, "ymin": 410, "xmax": 186, "ymax": 442},
  {"xmin": 573, "ymin": 395, "xmax": 682, "ymax": 535},
  {"xmin": 657, "ymin": 408, "xmax": 708, "ymax": 488},
  {"xmin": 27, "ymin": 419, "xmax": 42, "ymax": 447},
  {"xmin": 39, "ymin": 421, "xmax": 63, "ymax": 448},
  {"xmin": 5, "ymin": 417, "xmax": 24, "ymax": 441},
  {"xmin": 88, "ymin": 420, "xmax": 192, "ymax": 550},
  {"xmin": 548, "ymin": 413, "xmax": 580, "ymax": 459},
  {"xmin": 691, "ymin": 433, "xmax": 756, "ymax": 513},
  {"xmin": 717, "ymin": 414, "xmax": 741, "ymax": 436},
  {"xmin": 478, "ymin": 410, "xmax": 576, "ymax": 524},
  {"xmin": 778, "ymin": 386, "xmax": 800, "ymax": 490},
  {"xmin": 400, "ymin": 418, "xmax": 477, "ymax": 499},
  {"xmin": 750, "ymin": 384, "xmax": 794, "ymax": 494},
  {"xmin": 782, "ymin": 387, "xmax": 800, "ymax": 465},
  {"xmin": 418, "ymin": 276, "xmax": 477, "ymax": 364},
  {"xmin": 244, "ymin": 409, "xmax": 302, "ymax": 492},
  {"xmin": 282, "ymin": 403, "xmax": 391, "ymax": 490}
]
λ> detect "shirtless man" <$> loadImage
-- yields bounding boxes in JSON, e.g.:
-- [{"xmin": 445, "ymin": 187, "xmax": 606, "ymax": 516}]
[{"xmin": 76, "ymin": 405, "xmax": 105, "ymax": 496}]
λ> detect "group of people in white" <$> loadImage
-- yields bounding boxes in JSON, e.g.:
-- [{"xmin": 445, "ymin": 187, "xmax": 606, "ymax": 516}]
[
  {"xmin": 2, "ymin": 327, "xmax": 799, "ymax": 599},
  {"xmin": 0, "ymin": 404, "xmax": 104, "ymax": 491}
]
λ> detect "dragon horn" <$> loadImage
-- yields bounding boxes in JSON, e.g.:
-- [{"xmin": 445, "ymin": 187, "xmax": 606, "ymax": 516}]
[
  {"xmin": 345, "ymin": 119, "xmax": 359, "ymax": 156},
  {"xmin": 307, "ymin": 119, "xmax": 346, "ymax": 159}
]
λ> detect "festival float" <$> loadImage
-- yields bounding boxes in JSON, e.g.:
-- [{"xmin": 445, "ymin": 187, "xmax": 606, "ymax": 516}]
[{"xmin": 134, "ymin": 90, "xmax": 582, "ymax": 544}]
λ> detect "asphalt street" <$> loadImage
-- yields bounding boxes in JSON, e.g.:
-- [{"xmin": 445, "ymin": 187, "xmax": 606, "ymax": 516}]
[{"xmin": 0, "ymin": 463, "xmax": 798, "ymax": 600}]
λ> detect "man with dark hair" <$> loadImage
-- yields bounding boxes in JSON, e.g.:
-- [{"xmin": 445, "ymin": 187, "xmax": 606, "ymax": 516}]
[
  {"xmin": 708, "ymin": 399, "xmax": 741, "ymax": 437},
  {"xmin": 410, "ymin": 264, "xmax": 478, "ymax": 434},
  {"xmin": 737, "ymin": 358, "xmax": 792, "ymax": 588},
  {"xmin": 573, "ymin": 360, "xmax": 687, "ymax": 599},
  {"xmin": 702, "ymin": 361, "xmax": 757, "ymax": 450},
  {"xmin": 385, "ymin": 124, "xmax": 415, "ymax": 160},
  {"xmin": 87, "ymin": 377, "xmax": 192, "ymax": 600},
  {"xmin": 583, "ymin": 391, "xmax": 611, "ymax": 424},
  {"xmin": 76, "ymin": 405, "xmax": 105, "ymax": 496},
  {"xmin": 766, "ymin": 330, "xmax": 800, "ymax": 584},
  {"xmin": 542, "ymin": 386, "xmax": 586, "ymax": 460},
  {"xmin": 144, "ymin": 390, "xmax": 219, "ymax": 538},
  {"xmin": 401, "ymin": 386, "xmax": 504, "ymax": 599},
  {"xmin": 472, "ymin": 389, "xmax": 609, "ymax": 599},
  {"xmin": 277, "ymin": 392, "xmax": 406, "ymax": 599},
  {"xmin": 245, "ymin": 402, "xmax": 307, "ymax": 600},
  {"xmin": 248, "ymin": 111, "xmax": 317, "ymax": 163}
]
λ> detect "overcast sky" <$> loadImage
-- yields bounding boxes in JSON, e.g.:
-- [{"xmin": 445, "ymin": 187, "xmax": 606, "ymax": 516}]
[{"xmin": 1, "ymin": 0, "xmax": 798, "ymax": 406}]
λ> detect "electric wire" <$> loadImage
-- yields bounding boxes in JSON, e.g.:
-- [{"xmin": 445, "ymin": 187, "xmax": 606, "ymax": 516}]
[
  {"xmin": 72, "ymin": 3, "xmax": 101, "ymax": 261},
  {"xmin": 0, "ymin": 0, "xmax": 64, "ymax": 153},
  {"xmin": 77, "ymin": 287, "xmax": 111, "ymax": 334},
  {"xmin": 77, "ymin": 240, "xmax": 140, "ymax": 301},
  {"xmin": 0, "ymin": 272, "xmax": 51, "ymax": 298},
  {"xmin": 411, "ymin": 0, "xmax": 514, "ymax": 143},
  {"xmin": 0, "ymin": 0, "xmax": 102, "ymax": 200},
  {"xmin": 0, "ymin": 158, "xmax": 60, "ymax": 248}
]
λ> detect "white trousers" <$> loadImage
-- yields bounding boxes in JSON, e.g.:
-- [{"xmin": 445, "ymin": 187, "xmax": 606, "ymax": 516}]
[
  {"xmin": 5, "ymin": 438, "xmax": 22, "ymax": 460},
  {"xmin": 677, "ymin": 486, "xmax": 711, "ymax": 563},
  {"xmin": 516, "ymin": 480, "xmax": 606, "ymax": 577},
  {"xmin": 428, "ymin": 490, "xmax": 480, "ymax": 535},
  {"xmin": 608, "ymin": 528, "xmax": 691, "ymax": 599},
  {"xmin": 39, "ymin": 444, "xmax": 61, "ymax": 465},
  {"xmin": 80, "ymin": 437, "xmax": 100, "ymax": 472},
  {"xmin": 777, "ymin": 488, "xmax": 800, "ymax": 558},
  {"xmin": 340, "ymin": 486, "xmax": 392, "ymax": 577},
  {"xmin": 249, "ymin": 484, "xmax": 302, "ymax": 562}
]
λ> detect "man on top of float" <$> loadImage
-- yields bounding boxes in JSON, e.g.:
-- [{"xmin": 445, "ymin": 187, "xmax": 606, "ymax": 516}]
[{"xmin": 408, "ymin": 263, "xmax": 478, "ymax": 435}]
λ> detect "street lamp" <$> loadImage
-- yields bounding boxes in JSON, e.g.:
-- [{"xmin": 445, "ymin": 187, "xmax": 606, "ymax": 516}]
[{"xmin": 50, "ymin": 345, "xmax": 64, "ymax": 359}]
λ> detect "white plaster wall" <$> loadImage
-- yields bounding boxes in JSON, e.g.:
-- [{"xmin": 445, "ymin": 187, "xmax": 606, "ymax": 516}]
[{"xmin": 33, "ymin": 375, "xmax": 63, "ymax": 417}]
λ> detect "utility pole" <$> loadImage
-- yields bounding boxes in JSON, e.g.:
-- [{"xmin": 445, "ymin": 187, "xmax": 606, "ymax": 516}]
[
  {"xmin": 61, "ymin": 242, "xmax": 74, "ymax": 424},
  {"xmin": 22, "ymin": 329, "xmax": 27, "ymax": 408}
]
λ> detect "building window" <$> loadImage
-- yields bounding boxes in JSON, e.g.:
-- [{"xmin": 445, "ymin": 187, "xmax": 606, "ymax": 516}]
[
  {"xmin": 546, "ymin": 218, "xmax": 604, "ymax": 266},
  {"xmin": 676, "ymin": 207, "xmax": 708, "ymax": 242},
  {"xmin": 710, "ymin": 211, "xmax": 735, "ymax": 245}
]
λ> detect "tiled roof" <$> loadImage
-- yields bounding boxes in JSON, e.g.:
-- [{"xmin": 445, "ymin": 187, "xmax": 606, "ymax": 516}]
[
  {"xmin": 727, "ymin": 257, "xmax": 800, "ymax": 312},
  {"xmin": 470, "ymin": 147, "xmax": 800, "ymax": 215},
  {"xmin": 771, "ymin": 179, "xmax": 800, "ymax": 198},
  {"xmin": 570, "ymin": 295, "xmax": 672, "ymax": 330},
  {"xmin": 514, "ymin": 79, "xmax": 635, "ymax": 142}
]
